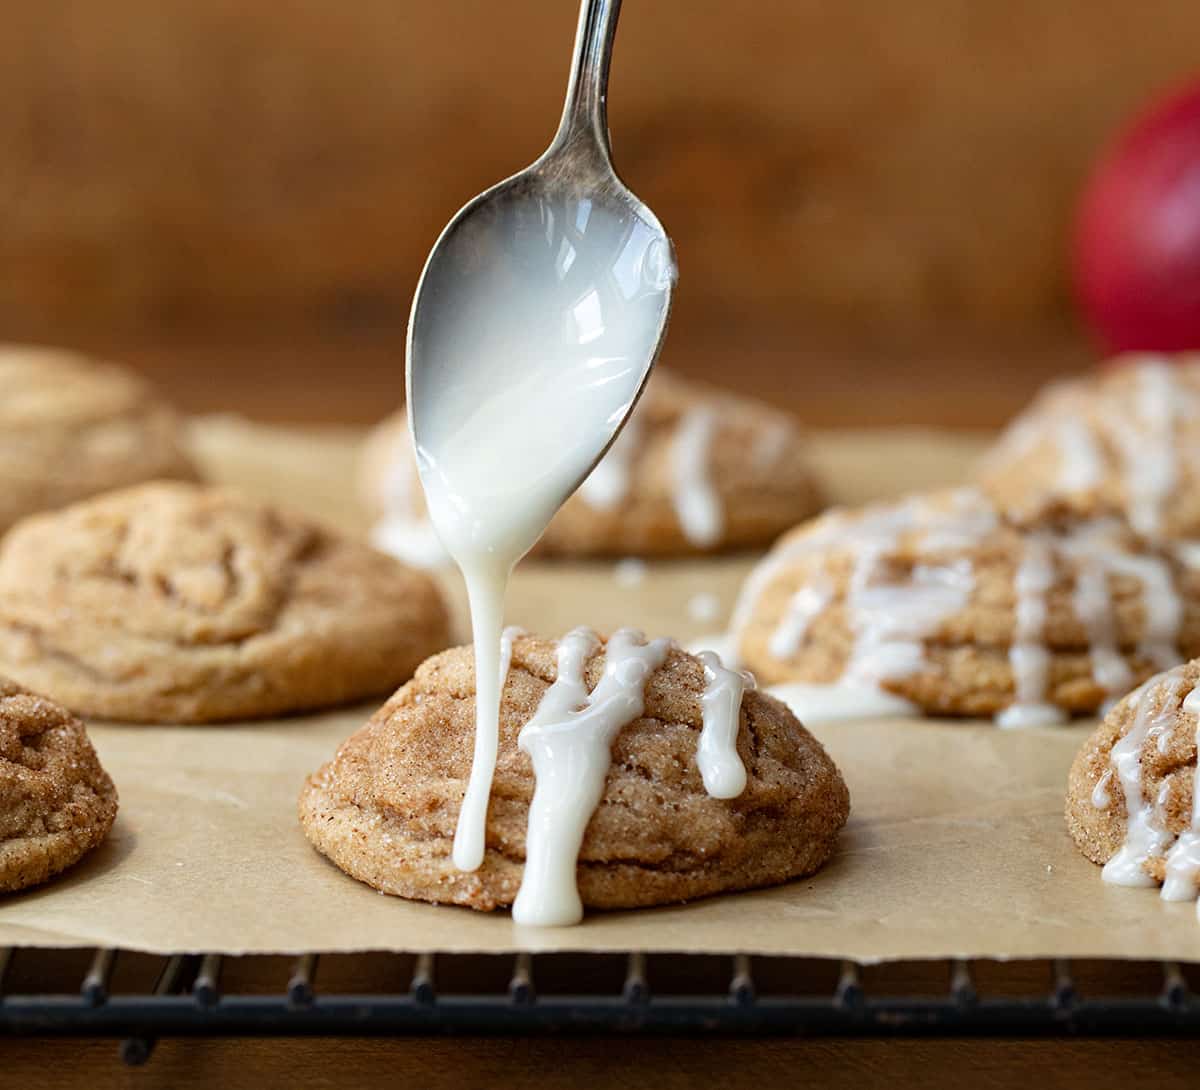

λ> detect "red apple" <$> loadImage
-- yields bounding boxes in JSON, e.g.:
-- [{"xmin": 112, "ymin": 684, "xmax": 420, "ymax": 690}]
[{"xmin": 1074, "ymin": 76, "xmax": 1200, "ymax": 353}]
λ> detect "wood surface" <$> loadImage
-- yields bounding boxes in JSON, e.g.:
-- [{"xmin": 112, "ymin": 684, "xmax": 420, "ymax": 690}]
[
  {"xmin": 0, "ymin": 1, "xmax": 1197, "ymax": 343},
  {"xmin": 39, "ymin": 325, "xmax": 1095, "ymax": 430},
  {"xmin": 5, "ymin": 1035, "xmax": 1197, "ymax": 1089}
]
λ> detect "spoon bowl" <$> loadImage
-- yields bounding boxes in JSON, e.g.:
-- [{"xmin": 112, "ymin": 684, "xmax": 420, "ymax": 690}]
[{"xmin": 407, "ymin": 0, "xmax": 675, "ymax": 564}]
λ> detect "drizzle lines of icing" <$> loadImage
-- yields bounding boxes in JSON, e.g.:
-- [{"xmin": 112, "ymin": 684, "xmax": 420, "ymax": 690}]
[{"xmin": 512, "ymin": 628, "xmax": 748, "ymax": 927}]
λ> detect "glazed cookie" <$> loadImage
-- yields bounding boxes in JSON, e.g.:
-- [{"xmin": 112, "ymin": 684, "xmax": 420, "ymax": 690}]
[
  {"xmin": 361, "ymin": 370, "xmax": 824, "ymax": 560},
  {"xmin": 0, "ymin": 344, "xmax": 198, "ymax": 531},
  {"xmin": 733, "ymin": 488, "xmax": 1200, "ymax": 724},
  {"xmin": 0, "ymin": 677, "xmax": 118, "ymax": 892},
  {"xmin": 978, "ymin": 355, "xmax": 1200, "ymax": 541},
  {"xmin": 300, "ymin": 630, "xmax": 849, "ymax": 913},
  {"xmin": 1066, "ymin": 660, "xmax": 1200, "ymax": 911},
  {"xmin": 0, "ymin": 482, "xmax": 452, "ymax": 723}
]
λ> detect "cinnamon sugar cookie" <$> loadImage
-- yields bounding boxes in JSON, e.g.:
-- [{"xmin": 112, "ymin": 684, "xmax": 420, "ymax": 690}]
[
  {"xmin": 0, "ymin": 677, "xmax": 117, "ymax": 891},
  {"xmin": 0, "ymin": 345, "xmax": 198, "ymax": 531},
  {"xmin": 733, "ymin": 488, "xmax": 1200, "ymax": 723},
  {"xmin": 361, "ymin": 370, "xmax": 823, "ymax": 560},
  {"xmin": 1067, "ymin": 660, "xmax": 1200, "ymax": 910},
  {"xmin": 0, "ymin": 482, "xmax": 452, "ymax": 723},
  {"xmin": 300, "ymin": 631, "xmax": 849, "ymax": 913},
  {"xmin": 978, "ymin": 355, "xmax": 1200, "ymax": 541}
]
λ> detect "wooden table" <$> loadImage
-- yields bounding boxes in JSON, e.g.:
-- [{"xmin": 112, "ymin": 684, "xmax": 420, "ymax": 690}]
[
  {"xmin": 5, "ymin": 1035, "xmax": 1197, "ymax": 1089},
  {"xmin": 7, "ymin": 329, "xmax": 1189, "ymax": 1088},
  {"xmin": 39, "ymin": 323, "xmax": 1097, "ymax": 430}
]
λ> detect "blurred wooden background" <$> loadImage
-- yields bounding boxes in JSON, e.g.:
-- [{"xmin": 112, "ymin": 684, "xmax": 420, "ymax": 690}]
[{"xmin": 0, "ymin": 1, "xmax": 1197, "ymax": 425}]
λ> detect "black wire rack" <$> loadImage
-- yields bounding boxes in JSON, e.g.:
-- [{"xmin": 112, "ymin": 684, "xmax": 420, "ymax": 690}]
[{"xmin": 0, "ymin": 948, "xmax": 1197, "ymax": 1064}]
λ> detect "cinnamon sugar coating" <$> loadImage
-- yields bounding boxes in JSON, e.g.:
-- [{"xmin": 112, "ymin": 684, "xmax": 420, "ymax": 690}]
[{"xmin": 0, "ymin": 677, "xmax": 117, "ymax": 891}]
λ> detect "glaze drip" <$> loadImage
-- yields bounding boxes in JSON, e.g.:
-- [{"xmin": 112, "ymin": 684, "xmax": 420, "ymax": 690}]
[
  {"xmin": 670, "ymin": 407, "xmax": 722, "ymax": 547},
  {"xmin": 1101, "ymin": 671, "xmax": 1185, "ymax": 888},
  {"xmin": 1162, "ymin": 686, "xmax": 1200, "ymax": 906},
  {"xmin": 997, "ymin": 535, "xmax": 1065, "ymax": 729},
  {"xmin": 578, "ymin": 416, "xmax": 642, "ymax": 512},
  {"xmin": 513, "ymin": 628, "xmax": 672, "ymax": 926},
  {"xmin": 1106, "ymin": 360, "xmax": 1179, "ymax": 539},
  {"xmin": 696, "ymin": 651, "xmax": 751, "ymax": 799}
]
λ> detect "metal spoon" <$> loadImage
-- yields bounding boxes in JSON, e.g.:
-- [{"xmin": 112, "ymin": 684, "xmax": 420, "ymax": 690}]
[{"xmin": 406, "ymin": 0, "xmax": 676, "ymax": 510}]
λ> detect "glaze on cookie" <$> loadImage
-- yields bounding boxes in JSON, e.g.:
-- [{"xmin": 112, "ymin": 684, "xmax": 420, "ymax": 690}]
[
  {"xmin": 0, "ymin": 483, "xmax": 452, "ymax": 723},
  {"xmin": 361, "ymin": 370, "xmax": 823, "ymax": 560},
  {"xmin": 0, "ymin": 677, "xmax": 118, "ymax": 891},
  {"xmin": 978, "ymin": 355, "xmax": 1200, "ymax": 541},
  {"xmin": 1067, "ymin": 660, "xmax": 1200, "ymax": 916},
  {"xmin": 299, "ymin": 631, "xmax": 849, "ymax": 916},
  {"xmin": 0, "ymin": 345, "xmax": 198, "ymax": 531},
  {"xmin": 733, "ymin": 488, "xmax": 1200, "ymax": 723}
]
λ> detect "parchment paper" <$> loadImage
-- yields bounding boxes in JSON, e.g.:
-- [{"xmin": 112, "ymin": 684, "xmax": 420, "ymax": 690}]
[{"xmin": 2, "ymin": 419, "xmax": 1196, "ymax": 960}]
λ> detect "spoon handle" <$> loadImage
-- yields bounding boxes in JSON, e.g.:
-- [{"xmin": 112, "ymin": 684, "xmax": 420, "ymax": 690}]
[{"xmin": 553, "ymin": 0, "xmax": 622, "ymax": 159}]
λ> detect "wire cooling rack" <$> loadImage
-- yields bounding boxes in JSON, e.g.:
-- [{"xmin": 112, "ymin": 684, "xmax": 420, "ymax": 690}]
[{"xmin": 0, "ymin": 948, "xmax": 1197, "ymax": 1064}]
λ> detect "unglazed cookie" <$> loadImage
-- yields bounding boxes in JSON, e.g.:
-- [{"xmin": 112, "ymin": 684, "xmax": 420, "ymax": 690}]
[
  {"xmin": 0, "ymin": 345, "xmax": 198, "ymax": 531},
  {"xmin": 733, "ymin": 487, "xmax": 1200, "ymax": 724},
  {"xmin": 361, "ymin": 370, "xmax": 824, "ymax": 560},
  {"xmin": 300, "ymin": 632, "xmax": 849, "ymax": 912},
  {"xmin": 0, "ymin": 482, "xmax": 452, "ymax": 723},
  {"xmin": 1067, "ymin": 660, "xmax": 1200, "ymax": 909},
  {"xmin": 978, "ymin": 355, "xmax": 1200, "ymax": 541},
  {"xmin": 0, "ymin": 677, "xmax": 117, "ymax": 891}
]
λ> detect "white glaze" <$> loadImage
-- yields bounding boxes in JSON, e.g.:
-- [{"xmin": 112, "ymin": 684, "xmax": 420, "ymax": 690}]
[
  {"xmin": 842, "ymin": 559, "xmax": 973, "ymax": 690},
  {"xmin": 1162, "ymin": 686, "xmax": 1200, "ymax": 904},
  {"xmin": 1103, "ymin": 552, "xmax": 1182, "ymax": 669},
  {"xmin": 579, "ymin": 416, "xmax": 642, "ymax": 512},
  {"xmin": 996, "ymin": 536, "xmax": 1066, "ymax": 729},
  {"xmin": 1107, "ymin": 359, "xmax": 1178, "ymax": 538},
  {"xmin": 370, "ymin": 515, "xmax": 450, "ymax": 569},
  {"xmin": 1071, "ymin": 552, "xmax": 1132, "ymax": 696},
  {"xmin": 613, "ymin": 557, "xmax": 647, "ymax": 587},
  {"xmin": 512, "ymin": 628, "xmax": 671, "ymax": 926},
  {"xmin": 1175, "ymin": 543, "xmax": 1200, "ymax": 570},
  {"xmin": 498, "ymin": 625, "xmax": 524, "ymax": 690},
  {"xmin": 1101, "ymin": 672, "xmax": 1184, "ymax": 887},
  {"xmin": 695, "ymin": 651, "xmax": 750, "ymax": 798},
  {"xmin": 767, "ymin": 681, "xmax": 919, "ymax": 723},
  {"xmin": 670, "ymin": 407, "xmax": 722, "ymax": 547},
  {"xmin": 686, "ymin": 631, "xmax": 741, "ymax": 668},
  {"xmin": 450, "ymin": 568, "xmax": 511, "ymax": 872},
  {"xmin": 1054, "ymin": 415, "xmax": 1104, "ymax": 494},
  {"xmin": 767, "ymin": 564, "xmax": 833, "ymax": 660},
  {"xmin": 753, "ymin": 419, "xmax": 793, "ymax": 471},
  {"xmin": 687, "ymin": 592, "xmax": 722, "ymax": 624},
  {"xmin": 733, "ymin": 492, "xmax": 992, "ymax": 714},
  {"xmin": 369, "ymin": 441, "xmax": 451, "ymax": 568}
]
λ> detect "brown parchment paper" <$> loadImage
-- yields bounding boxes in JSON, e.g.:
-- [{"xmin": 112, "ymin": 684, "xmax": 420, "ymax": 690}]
[{"xmin": 2, "ymin": 418, "xmax": 1197, "ymax": 961}]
